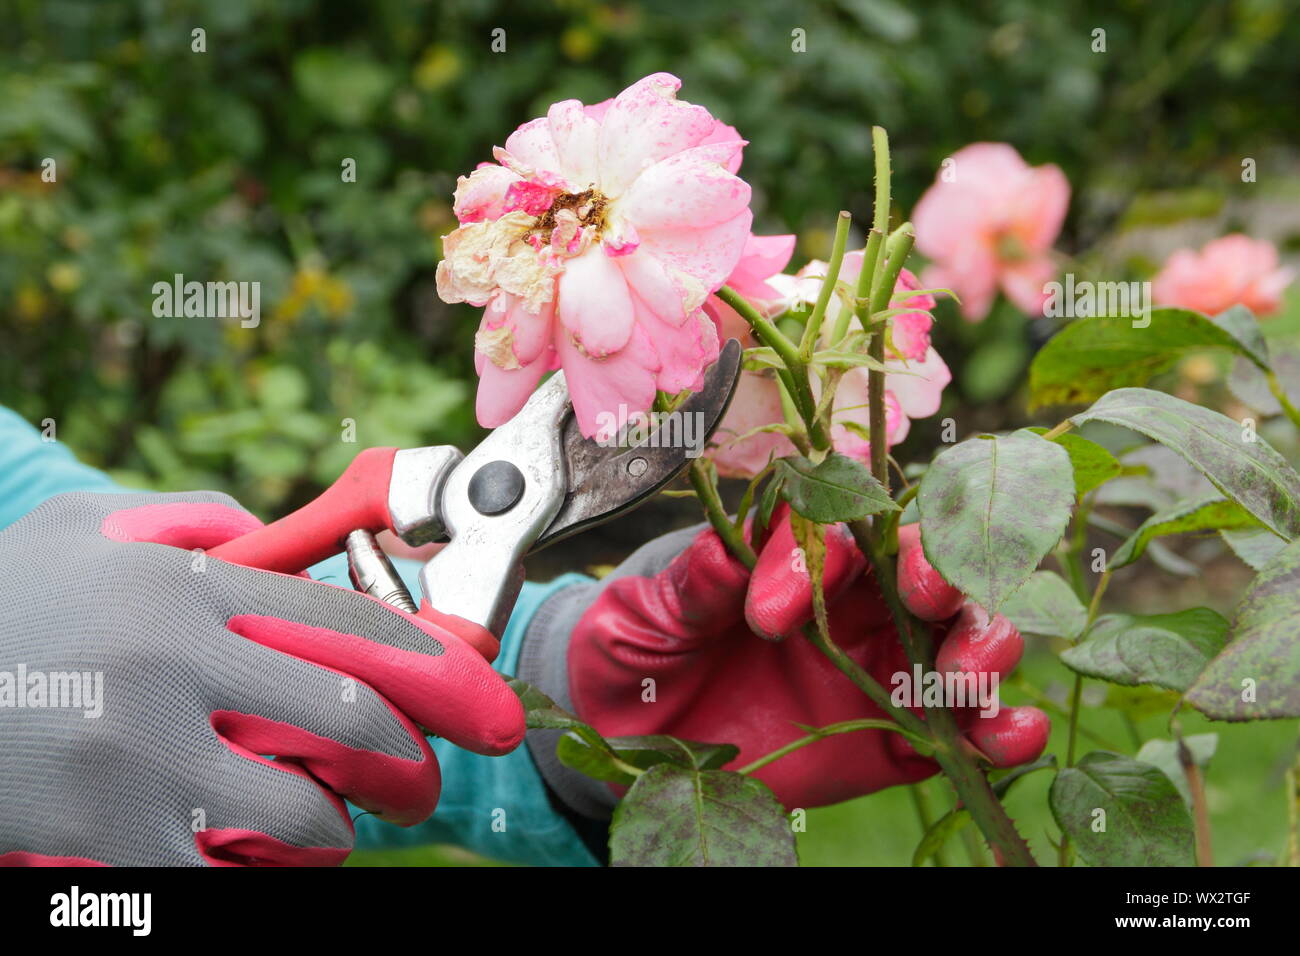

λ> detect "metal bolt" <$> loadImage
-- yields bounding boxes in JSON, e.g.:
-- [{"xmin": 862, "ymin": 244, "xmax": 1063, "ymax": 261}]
[{"xmin": 627, "ymin": 456, "xmax": 648, "ymax": 478}]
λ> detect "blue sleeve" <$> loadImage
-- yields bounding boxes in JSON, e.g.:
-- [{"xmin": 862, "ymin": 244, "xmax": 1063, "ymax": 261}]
[
  {"xmin": 0, "ymin": 405, "xmax": 600, "ymax": 866},
  {"xmin": 328, "ymin": 552, "xmax": 599, "ymax": 867},
  {"xmin": 0, "ymin": 408, "xmax": 124, "ymax": 530}
]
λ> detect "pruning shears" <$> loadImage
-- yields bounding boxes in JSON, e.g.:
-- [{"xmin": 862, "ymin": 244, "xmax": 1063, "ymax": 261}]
[{"xmin": 209, "ymin": 340, "xmax": 742, "ymax": 639}]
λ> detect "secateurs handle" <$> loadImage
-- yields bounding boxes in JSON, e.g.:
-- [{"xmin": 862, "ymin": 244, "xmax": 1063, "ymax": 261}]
[{"xmin": 208, "ymin": 447, "xmax": 401, "ymax": 573}]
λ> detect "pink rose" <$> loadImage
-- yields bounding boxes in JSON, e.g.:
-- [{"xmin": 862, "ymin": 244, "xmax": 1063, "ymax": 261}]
[
  {"xmin": 437, "ymin": 73, "xmax": 754, "ymax": 437},
  {"xmin": 1152, "ymin": 233, "xmax": 1294, "ymax": 317},
  {"xmin": 912, "ymin": 142, "xmax": 1069, "ymax": 321}
]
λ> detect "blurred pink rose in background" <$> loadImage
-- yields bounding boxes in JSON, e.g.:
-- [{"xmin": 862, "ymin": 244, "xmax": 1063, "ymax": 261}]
[
  {"xmin": 1152, "ymin": 233, "xmax": 1294, "ymax": 317},
  {"xmin": 912, "ymin": 142, "xmax": 1069, "ymax": 322},
  {"xmin": 436, "ymin": 73, "xmax": 754, "ymax": 436},
  {"xmin": 708, "ymin": 250, "xmax": 951, "ymax": 478}
]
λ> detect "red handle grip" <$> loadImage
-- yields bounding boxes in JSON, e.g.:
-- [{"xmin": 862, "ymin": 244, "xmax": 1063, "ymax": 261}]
[{"xmin": 210, "ymin": 447, "xmax": 400, "ymax": 573}]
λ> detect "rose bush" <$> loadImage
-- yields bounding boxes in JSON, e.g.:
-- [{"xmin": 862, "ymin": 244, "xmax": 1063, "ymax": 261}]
[{"xmin": 452, "ymin": 74, "xmax": 1300, "ymax": 869}]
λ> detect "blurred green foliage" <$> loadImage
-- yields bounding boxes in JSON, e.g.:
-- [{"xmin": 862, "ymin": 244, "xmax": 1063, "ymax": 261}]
[{"xmin": 2, "ymin": 0, "xmax": 1298, "ymax": 516}]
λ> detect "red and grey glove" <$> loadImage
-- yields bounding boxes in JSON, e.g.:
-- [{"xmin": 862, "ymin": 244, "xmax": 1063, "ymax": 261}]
[
  {"xmin": 0, "ymin": 492, "xmax": 524, "ymax": 866},
  {"xmin": 519, "ymin": 508, "xmax": 1048, "ymax": 817}
]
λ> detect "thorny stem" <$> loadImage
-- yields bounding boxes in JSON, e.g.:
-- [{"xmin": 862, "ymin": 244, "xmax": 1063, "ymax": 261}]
[
  {"xmin": 737, "ymin": 718, "xmax": 928, "ymax": 775},
  {"xmin": 802, "ymin": 621, "xmax": 931, "ymax": 740},
  {"xmin": 688, "ymin": 458, "xmax": 757, "ymax": 569},
  {"xmin": 717, "ymin": 284, "xmax": 828, "ymax": 449},
  {"xmin": 850, "ymin": 518, "xmax": 1038, "ymax": 866},
  {"xmin": 866, "ymin": 226, "xmax": 916, "ymax": 493},
  {"xmin": 714, "ymin": 127, "xmax": 1037, "ymax": 866},
  {"xmin": 800, "ymin": 211, "xmax": 852, "ymax": 362}
]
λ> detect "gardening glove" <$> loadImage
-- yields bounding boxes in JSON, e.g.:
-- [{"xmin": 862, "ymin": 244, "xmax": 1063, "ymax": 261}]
[
  {"xmin": 519, "ymin": 506, "xmax": 1048, "ymax": 817},
  {"xmin": 0, "ymin": 492, "xmax": 524, "ymax": 866}
]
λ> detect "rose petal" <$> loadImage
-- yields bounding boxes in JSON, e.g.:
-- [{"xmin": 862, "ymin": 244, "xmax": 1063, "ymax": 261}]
[
  {"xmin": 453, "ymin": 164, "xmax": 522, "ymax": 223},
  {"xmin": 557, "ymin": 324, "xmax": 660, "ymax": 437},
  {"xmin": 619, "ymin": 141, "xmax": 751, "ymax": 229},
  {"xmin": 476, "ymin": 347, "xmax": 554, "ymax": 427},
  {"xmin": 886, "ymin": 346, "xmax": 951, "ymax": 419},
  {"xmin": 597, "ymin": 73, "xmax": 717, "ymax": 196},
  {"xmin": 546, "ymin": 99, "xmax": 602, "ymax": 190},
  {"xmin": 636, "ymin": 209, "xmax": 754, "ymax": 297},
  {"xmin": 557, "ymin": 245, "xmax": 636, "ymax": 357},
  {"xmin": 501, "ymin": 117, "xmax": 562, "ymax": 177}
]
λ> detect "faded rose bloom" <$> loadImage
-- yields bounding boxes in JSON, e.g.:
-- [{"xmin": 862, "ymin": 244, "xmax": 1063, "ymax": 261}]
[
  {"xmin": 708, "ymin": 250, "xmax": 951, "ymax": 478},
  {"xmin": 437, "ymin": 73, "xmax": 754, "ymax": 437},
  {"xmin": 912, "ymin": 143, "xmax": 1069, "ymax": 321},
  {"xmin": 1152, "ymin": 233, "xmax": 1294, "ymax": 317}
]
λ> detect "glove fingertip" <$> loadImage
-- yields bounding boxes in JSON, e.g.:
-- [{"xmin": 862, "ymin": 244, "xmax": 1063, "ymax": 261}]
[
  {"xmin": 935, "ymin": 602, "xmax": 1023, "ymax": 678},
  {"xmin": 744, "ymin": 520, "xmax": 864, "ymax": 640},
  {"xmin": 967, "ymin": 706, "xmax": 1050, "ymax": 768},
  {"xmin": 898, "ymin": 529, "xmax": 964, "ymax": 622}
]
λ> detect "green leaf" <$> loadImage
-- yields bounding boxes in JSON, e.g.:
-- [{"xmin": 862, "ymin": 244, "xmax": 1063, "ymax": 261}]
[
  {"xmin": 1060, "ymin": 609, "xmax": 1229, "ymax": 692},
  {"xmin": 758, "ymin": 472, "xmax": 784, "ymax": 528},
  {"xmin": 1070, "ymin": 388, "xmax": 1300, "ymax": 540},
  {"xmin": 1186, "ymin": 537, "xmax": 1300, "ymax": 719},
  {"xmin": 775, "ymin": 453, "xmax": 898, "ymax": 523},
  {"xmin": 1221, "ymin": 527, "xmax": 1288, "ymax": 570},
  {"xmin": 609, "ymin": 765, "xmax": 798, "ymax": 866},
  {"xmin": 1050, "ymin": 752, "xmax": 1196, "ymax": 866},
  {"xmin": 1000, "ymin": 571, "xmax": 1088, "ymax": 640},
  {"xmin": 1135, "ymin": 735, "xmax": 1218, "ymax": 807},
  {"xmin": 1229, "ymin": 345, "xmax": 1300, "ymax": 415},
  {"xmin": 1111, "ymin": 494, "xmax": 1261, "ymax": 568},
  {"xmin": 917, "ymin": 430, "xmax": 1075, "ymax": 614},
  {"xmin": 1029, "ymin": 307, "xmax": 1269, "ymax": 408},
  {"xmin": 507, "ymin": 677, "xmax": 585, "ymax": 732},
  {"xmin": 1211, "ymin": 305, "xmax": 1270, "ymax": 368},
  {"xmin": 1028, "ymin": 428, "xmax": 1121, "ymax": 496},
  {"xmin": 557, "ymin": 734, "xmax": 739, "ymax": 786}
]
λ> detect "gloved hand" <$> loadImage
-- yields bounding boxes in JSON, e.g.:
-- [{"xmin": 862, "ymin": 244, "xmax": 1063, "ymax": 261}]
[
  {"xmin": 0, "ymin": 492, "xmax": 524, "ymax": 866},
  {"xmin": 522, "ymin": 507, "xmax": 1047, "ymax": 814}
]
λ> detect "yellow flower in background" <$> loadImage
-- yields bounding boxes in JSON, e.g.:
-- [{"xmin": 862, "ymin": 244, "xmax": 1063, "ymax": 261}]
[
  {"xmin": 414, "ymin": 45, "xmax": 461, "ymax": 91},
  {"xmin": 47, "ymin": 262, "xmax": 83, "ymax": 294},
  {"xmin": 274, "ymin": 267, "xmax": 354, "ymax": 324},
  {"xmin": 15, "ymin": 284, "xmax": 46, "ymax": 323}
]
